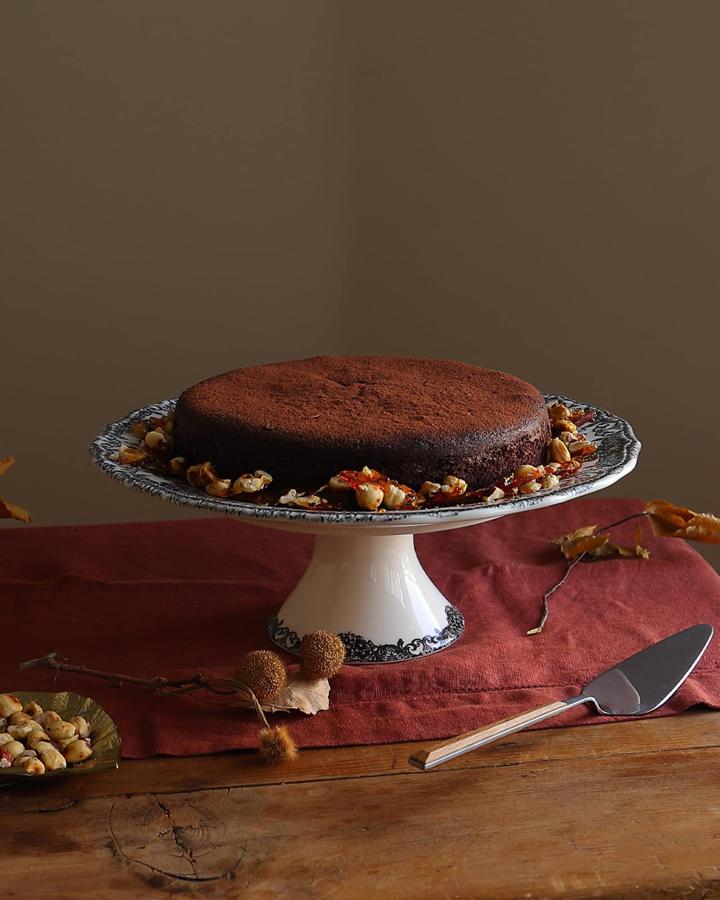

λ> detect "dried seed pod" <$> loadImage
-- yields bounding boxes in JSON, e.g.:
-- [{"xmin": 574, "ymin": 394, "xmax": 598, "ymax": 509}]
[
  {"xmin": 0, "ymin": 694, "xmax": 23, "ymax": 718},
  {"xmin": 63, "ymin": 739, "xmax": 93, "ymax": 764},
  {"xmin": 300, "ymin": 631, "xmax": 346, "ymax": 680},
  {"xmin": 236, "ymin": 650, "xmax": 287, "ymax": 704},
  {"xmin": 69, "ymin": 716, "xmax": 90, "ymax": 739},
  {"xmin": 39, "ymin": 748, "xmax": 67, "ymax": 771},
  {"xmin": 258, "ymin": 726, "xmax": 297, "ymax": 765}
]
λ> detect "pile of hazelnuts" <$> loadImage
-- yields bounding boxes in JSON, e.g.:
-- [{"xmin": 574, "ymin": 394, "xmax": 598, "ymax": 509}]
[{"xmin": 0, "ymin": 693, "xmax": 93, "ymax": 775}]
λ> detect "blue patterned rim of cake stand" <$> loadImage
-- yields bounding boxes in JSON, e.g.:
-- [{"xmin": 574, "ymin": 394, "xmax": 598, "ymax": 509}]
[{"xmin": 89, "ymin": 395, "xmax": 640, "ymax": 663}]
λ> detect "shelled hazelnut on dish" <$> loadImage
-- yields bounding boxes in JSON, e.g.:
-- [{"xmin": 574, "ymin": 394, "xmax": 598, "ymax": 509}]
[
  {"xmin": 278, "ymin": 489, "xmax": 325, "ymax": 508},
  {"xmin": 547, "ymin": 402, "xmax": 597, "ymax": 457},
  {"xmin": 441, "ymin": 475, "xmax": 468, "ymax": 496},
  {"xmin": 232, "ymin": 471, "xmax": 273, "ymax": 495},
  {"xmin": 0, "ymin": 694, "xmax": 93, "ymax": 776},
  {"xmin": 325, "ymin": 467, "xmax": 420, "ymax": 511},
  {"xmin": 0, "ymin": 694, "xmax": 22, "ymax": 718}
]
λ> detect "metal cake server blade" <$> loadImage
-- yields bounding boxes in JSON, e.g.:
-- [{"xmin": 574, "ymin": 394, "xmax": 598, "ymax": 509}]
[{"xmin": 409, "ymin": 624, "xmax": 713, "ymax": 771}]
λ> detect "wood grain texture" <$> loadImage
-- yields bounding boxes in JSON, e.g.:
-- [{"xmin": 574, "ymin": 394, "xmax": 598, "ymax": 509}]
[{"xmin": 2, "ymin": 712, "xmax": 720, "ymax": 899}]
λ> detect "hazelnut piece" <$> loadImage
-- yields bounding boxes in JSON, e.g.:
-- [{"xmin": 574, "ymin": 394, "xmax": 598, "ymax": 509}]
[
  {"xmin": 0, "ymin": 694, "xmax": 23, "ymax": 718},
  {"xmin": 64, "ymin": 739, "xmax": 93, "ymax": 764},
  {"xmin": 69, "ymin": 716, "xmax": 90, "ymax": 739},
  {"xmin": 355, "ymin": 483, "xmax": 384, "ymax": 511},
  {"xmin": 39, "ymin": 748, "xmax": 67, "ymax": 771}
]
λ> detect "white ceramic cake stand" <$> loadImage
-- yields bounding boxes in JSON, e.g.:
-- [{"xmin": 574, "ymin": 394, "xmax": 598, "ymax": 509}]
[{"xmin": 90, "ymin": 396, "xmax": 640, "ymax": 663}]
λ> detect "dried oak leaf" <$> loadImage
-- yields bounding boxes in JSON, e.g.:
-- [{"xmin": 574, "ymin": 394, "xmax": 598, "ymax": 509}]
[
  {"xmin": 0, "ymin": 456, "xmax": 31, "ymax": 524},
  {"xmin": 646, "ymin": 500, "xmax": 720, "ymax": 544},
  {"xmin": 265, "ymin": 676, "xmax": 330, "ymax": 716},
  {"xmin": 553, "ymin": 524, "xmax": 649, "ymax": 561}
]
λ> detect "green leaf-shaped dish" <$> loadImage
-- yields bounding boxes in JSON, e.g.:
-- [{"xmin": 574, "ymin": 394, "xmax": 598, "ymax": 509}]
[{"xmin": 0, "ymin": 691, "xmax": 121, "ymax": 784}]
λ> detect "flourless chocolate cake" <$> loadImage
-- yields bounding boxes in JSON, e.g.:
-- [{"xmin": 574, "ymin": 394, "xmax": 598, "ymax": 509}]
[{"xmin": 173, "ymin": 356, "xmax": 551, "ymax": 491}]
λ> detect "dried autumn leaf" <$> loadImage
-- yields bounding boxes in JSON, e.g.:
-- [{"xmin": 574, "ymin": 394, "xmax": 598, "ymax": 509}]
[
  {"xmin": 0, "ymin": 456, "xmax": 31, "ymax": 523},
  {"xmin": 553, "ymin": 524, "xmax": 650, "ymax": 561},
  {"xmin": 553, "ymin": 525, "xmax": 609, "ymax": 559},
  {"xmin": 228, "ymin": 674, "xmax": 331, "ymax": 716},
  {"xmin": 611, "ymin": 542, "xmax": 650, "ymax": 560},
  {"xmin": 645, "ymin": 500, "xmax": 720, "ymax": 545},
  {"xmin": 266, "ymin": 676, "xmax": 330, "ymax": 715},
  {"xmin": 0, "ymin": 499, "xmax": 31, "ymax": 523}
]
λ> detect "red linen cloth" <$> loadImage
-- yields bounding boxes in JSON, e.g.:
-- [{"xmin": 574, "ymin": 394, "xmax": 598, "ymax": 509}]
[{"xmin": 1, "ymin": 498, "xmax": 718, "ymax": 758}]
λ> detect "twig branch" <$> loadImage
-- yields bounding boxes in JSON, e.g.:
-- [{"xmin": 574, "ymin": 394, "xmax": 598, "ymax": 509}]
[
  {"xmin": 17, "ymin": 652, "xmax": 311, "ymax": 717},
  {"xmin": 19, "ymin": 650, "xmax": 211, "ymax": 694},
  {"xmin": 597, "ymin": 511, "xmax": 649, "ymax": 533},
  {"xmin": 526, "ymin": 553, "xmax": 587, "ymax": 635},
  {"xmin": 527, "ymin": 510, "xmax": 651, "ymax": 635}
]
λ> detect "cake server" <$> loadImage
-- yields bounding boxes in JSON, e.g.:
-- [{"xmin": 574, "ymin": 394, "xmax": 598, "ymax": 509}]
[{"xmin": 409, "ymin": 623, "xmax": 713, "ymax": 771}]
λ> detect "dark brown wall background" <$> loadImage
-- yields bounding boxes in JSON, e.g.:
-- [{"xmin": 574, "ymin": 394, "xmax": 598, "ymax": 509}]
[{"xmin": 2, "ymin": 3, "xmax": 718, "ymax": 563}]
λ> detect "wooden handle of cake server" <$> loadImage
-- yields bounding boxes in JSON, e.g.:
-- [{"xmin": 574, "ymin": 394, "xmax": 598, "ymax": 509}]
[{"xmin": 408, "ymin": 695, "xmax": 590, "ymax": 771}]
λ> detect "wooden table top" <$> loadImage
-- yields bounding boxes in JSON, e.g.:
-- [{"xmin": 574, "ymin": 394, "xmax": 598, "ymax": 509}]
[{"xmin": 2, "ymin": 711, "xmax": 719, "ymax": 899}]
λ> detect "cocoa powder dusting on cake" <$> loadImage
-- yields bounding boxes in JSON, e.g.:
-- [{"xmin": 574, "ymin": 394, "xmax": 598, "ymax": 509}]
[
  {"xmin": 174, "ymin": 356, "xmax": 551, "ymax": 490},
  {"xmin": 181, "ymin": 357, "xmax": 539, "ymax": 442}
]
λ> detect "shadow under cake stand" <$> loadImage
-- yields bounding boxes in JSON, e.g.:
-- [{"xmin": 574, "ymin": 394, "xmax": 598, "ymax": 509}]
[{"xmin": 90, "ymin": 395, "xmax": 640, "ymax": 664}]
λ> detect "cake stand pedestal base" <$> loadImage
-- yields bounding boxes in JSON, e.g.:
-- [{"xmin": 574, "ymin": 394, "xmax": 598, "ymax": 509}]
[{"xmin": 266, "ymin": 532, "xmax": 464, "ymax": 664}]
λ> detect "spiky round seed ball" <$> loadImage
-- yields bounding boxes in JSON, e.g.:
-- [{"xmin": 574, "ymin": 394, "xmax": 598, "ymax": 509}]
[
  {"xmin": 258, "ymin": 725, "xmax": 297, "ymax": 765},
  {"xmin": 236, "ymin": 650, "xmax": 287, "ymax": 703},
  {"xmin": 300, "ymin": 630, "xmax": 346, "ymax": 680}
]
